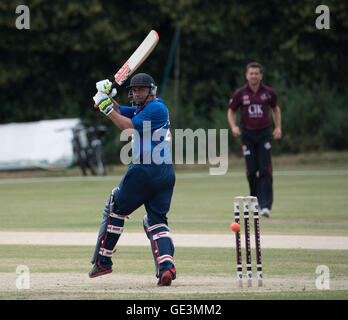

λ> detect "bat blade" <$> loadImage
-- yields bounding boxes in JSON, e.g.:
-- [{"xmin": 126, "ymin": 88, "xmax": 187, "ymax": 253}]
[
  {"xmin": 94, "ymin": 30, "xmax": 159, "ymax": 109},
  {"xmin": 114, "ymin": 30, "xmax": 159, "ymax": 85}
]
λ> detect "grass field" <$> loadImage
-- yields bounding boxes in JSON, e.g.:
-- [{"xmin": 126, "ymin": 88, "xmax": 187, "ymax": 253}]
[
  {"xmin": 1, "ymin": 246, "xmax": 347, "ymax": 300},
  {"xmin": 0, "ymin": 153, "xmax": 348, "ymax": 300},
  {"xmin": 1, "ymin": 166, "xmax": 347, "ymax": 236}
]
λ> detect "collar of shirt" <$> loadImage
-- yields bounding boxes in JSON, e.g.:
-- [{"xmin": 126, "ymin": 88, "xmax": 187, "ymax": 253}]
[
  {"xmin": 135, "ymin": 97, "xmax": 163, "ymax": 113},
  {"xmin": 244, "ymin": 82, "xmax": 265, "ymax": 94}
]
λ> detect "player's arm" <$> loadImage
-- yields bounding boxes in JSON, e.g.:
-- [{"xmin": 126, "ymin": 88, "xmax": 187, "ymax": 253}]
[
  {"xmin": 93, "ymin": 91, "xmax": 135, "ymax": 131},
  {"xmin": 110, "ymin": 98, "xmax": 121, "ymax": 114},
  {"xmin": 110, "ymin": 98, "xmax": 137, "ymax": 118},
  {"xmin": 108, "ymin": 110, "xmax": 134, "ymax": 130},
  {"xmin": 269, "ymin": 88, "xmax": 281, "ymax": 140},
  {"xmin": 227, "ymin": 90, "xmax": 241, "ymax": 137},
  {"xmin": 109, "ymin": 98, "xmax": 135, "ymax": 130},
  {"xmin": 271, "ymin": 105, "xmax": 282, "ymax": 140},
  {"xmin": 227, "ymin": 108, "xmax": 240, "ymax": 137}
]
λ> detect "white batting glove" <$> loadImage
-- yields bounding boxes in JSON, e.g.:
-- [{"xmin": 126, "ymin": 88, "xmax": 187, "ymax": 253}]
[
  {"xmin": 93, "ymin": 91, "xmax": 114, "ymax": 116},
  {"xmin": 96, "ymin": 79, "xmax": 117, "ymax": 98}
]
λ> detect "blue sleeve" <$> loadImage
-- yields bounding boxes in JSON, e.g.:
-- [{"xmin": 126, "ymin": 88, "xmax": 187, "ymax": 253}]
[
  {"xmin": 131, "ymin": 102, "xmax": 168, "ymax": 133},
  {"xmin": 119, "ymin": 105, "xmax": 137, "ymax": 119}
]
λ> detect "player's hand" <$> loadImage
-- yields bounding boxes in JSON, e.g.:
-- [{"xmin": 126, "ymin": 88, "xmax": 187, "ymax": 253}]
[
  {"xmin": 273, "ymin": 127, "xmax": 282, "ymax": 140},
  {"xmin": 232, "ymin": 126, "xmax": 241, "ymax": 137},
  {"xmin": 96, "ymin": 79, "xmax": 117, "ymax": 98},
  {"xmin": 93, "ymin": 91, "xmax": 114, "ymax": 116}
]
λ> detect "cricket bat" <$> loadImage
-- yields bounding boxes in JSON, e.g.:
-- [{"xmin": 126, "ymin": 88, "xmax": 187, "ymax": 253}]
[{"xmin": 94, "ymin": 30, "xmax": 159, "ymax": 108}]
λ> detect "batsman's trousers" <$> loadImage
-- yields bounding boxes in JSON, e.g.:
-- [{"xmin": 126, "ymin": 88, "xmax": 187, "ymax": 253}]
[{"xmin": 91, "ymin": 162, "xmax": 176, "ymax": 275}]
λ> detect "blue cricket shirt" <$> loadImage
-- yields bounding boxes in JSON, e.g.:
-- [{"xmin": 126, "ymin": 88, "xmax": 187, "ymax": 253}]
[{"xmin": 119, "ymin": 98, "xmax": 172, "ymax": 164}]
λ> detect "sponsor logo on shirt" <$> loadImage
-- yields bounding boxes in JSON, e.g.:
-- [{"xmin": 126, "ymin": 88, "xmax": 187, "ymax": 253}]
[
  {"xmin": 248, "ymin": 104, "xmax": 263, "ymax": 118},
  {"xmin": 242, "ymin": 95, "xmax": 250, "ymax": 105},
  {"xmin": 260, "ymin": 93, "xmax": 268, "ymax": 101}
]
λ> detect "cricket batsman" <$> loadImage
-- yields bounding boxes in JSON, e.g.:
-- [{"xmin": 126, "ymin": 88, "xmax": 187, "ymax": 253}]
[{"xmin": 89, "ymin": 73, "xmax": 176, "ymax": 286}]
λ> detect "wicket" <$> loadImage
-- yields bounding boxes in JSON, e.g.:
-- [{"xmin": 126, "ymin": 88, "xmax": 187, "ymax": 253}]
[{"xmin": 233, "ymin": 196, "xmax": 263, "ymax": 287}]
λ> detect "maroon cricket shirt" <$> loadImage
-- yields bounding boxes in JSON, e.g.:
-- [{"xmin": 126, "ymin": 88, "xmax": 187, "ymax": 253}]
[{"xmin": 228, "ymin": 82, "xmax": 277, "ymax": 130}]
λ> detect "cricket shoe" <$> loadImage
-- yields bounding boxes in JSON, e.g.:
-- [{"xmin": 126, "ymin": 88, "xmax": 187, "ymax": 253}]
[
  {"xmin": 260, "ymin": 208, "xmax": 271, "ymax": 218},
  {"xmin": 157, "ymin": 268, "xmax": 176, "ymax": 286},
  {"xmin": 88, "ymin": 264, "xmax": 112, "ymax": 278}
]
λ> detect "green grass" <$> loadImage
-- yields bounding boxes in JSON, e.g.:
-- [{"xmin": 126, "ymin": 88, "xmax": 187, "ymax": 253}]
[
  {"xmin": 1, "ymin": 245, "xmax": 347, "ymax": 299},
  {"xmin": 0, "ymin": 160, "xmax": 348, "ymax": 300},
  {"xmin": 1, "ymin": 245, "xmax": 347, "ymax": 276},
  {"xmin": 0, "ymin": 169, "xmax": 348, "ymax": 235}
]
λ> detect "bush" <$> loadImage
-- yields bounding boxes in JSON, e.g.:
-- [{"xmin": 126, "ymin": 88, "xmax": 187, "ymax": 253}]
[
  {"xmin": 98, "ymin": 82, "xmax": 348, "ymax": 165},
  {"xmin": 272, "ymin": 82, "xmax": 348, "ymax": 154}
]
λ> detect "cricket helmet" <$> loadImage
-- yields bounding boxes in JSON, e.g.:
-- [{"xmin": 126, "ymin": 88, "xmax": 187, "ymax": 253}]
[
  {"xmin": 127, "ymin": 73, "xmax": 157, "ymax": 94},
  {"xmin": 127, "ymin": 73, "xmax": 157, "ymax": 106}
]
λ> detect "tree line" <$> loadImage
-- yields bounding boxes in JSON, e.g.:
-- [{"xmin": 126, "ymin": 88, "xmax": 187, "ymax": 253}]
[{"xmin": 1, "ymin": 0, "xmax": 347, "ymax": 161}]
